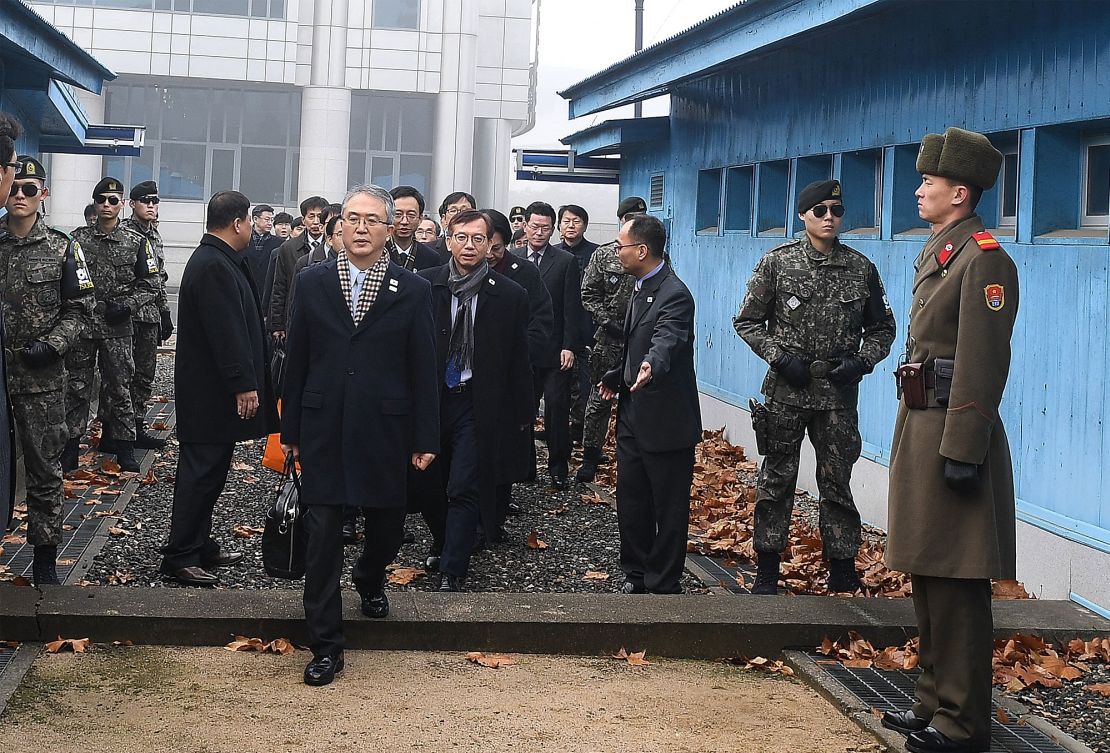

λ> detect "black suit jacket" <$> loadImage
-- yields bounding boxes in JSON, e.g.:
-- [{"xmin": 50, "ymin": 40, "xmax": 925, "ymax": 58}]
[
  {"xmin": 418, "ymin": 264, "xmax": 534, "ymax": 535},
  {"xmin": 390, "ymin": 240, "xmax": 441, "ymax": 271},
  {"xmin": 175, "ymin": 234, "xmax": 277, "ymax": 443},
  {"xmin": 281, "ymin": 259, "xmax": 439, "ymax": 509},
  {"xmin": 499, "ymin": 255, "xmax": 555, "ymax": 369},
  {"xmin": 556, "ymin": 238, "xmax": 600, "ymax": 348},
  {"xmin": 429, "ymin": 236, "xmax": 450, "ymax": 264},
  {"xmin": 513, "ymin": 244, "xmax": 583, "ymax": 356},
  {"xmin": 245, "ymin": 233, "xmax": 283, "ymax": 302},
  {"xmin": 604, "ymin": 263, "xmax": 702, "ymax": 453}
]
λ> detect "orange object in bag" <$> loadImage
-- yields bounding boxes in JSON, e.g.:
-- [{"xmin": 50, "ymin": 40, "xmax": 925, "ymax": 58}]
[{"xmin": 262, "ymin": 401, "xmax": 300, "ymax": 473}]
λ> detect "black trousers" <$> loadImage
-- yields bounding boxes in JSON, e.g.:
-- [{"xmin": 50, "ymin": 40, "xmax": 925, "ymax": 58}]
[
  {"xmin": 615, "ymin": 399, "xmax": 694, "ymax": 594},
  {"xmin": 161, "ymin": 442, "xmax": 235, "ymax": 570},
  {"xmin": 910, "ymin": 574, "xmax": 994, "ymax": 747},
  {"xmin": 302, "ymin": 504, "xmax": 407, "ymax": 658},
  {"xmin": 542, "ymin": 367, "xmax": 572, "ymax": 479},
  {"xmin": 431, "ymin": 389, "xmax": 481, "ymax": 579}
]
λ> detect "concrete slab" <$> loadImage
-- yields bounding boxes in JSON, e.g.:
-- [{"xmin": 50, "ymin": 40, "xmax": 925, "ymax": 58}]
[{"xmin": 2, "ymin": 586, "xmax": 1108, "ymax": 658}]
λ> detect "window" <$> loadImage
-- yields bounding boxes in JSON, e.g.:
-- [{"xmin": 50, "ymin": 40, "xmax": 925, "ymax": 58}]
[
  {"xmin": 840, "ymin": 149, "xmax": 882, "ymax": 234},
  {"xmin": 649, "ymin": 174, "xmax": 664, "ymax": 210},
  {"xmin": 1082, "ymin": 139, "xmax": 1110, "ymax": 226},
  {"xmin": 104, "ymin": 80, "xmax": 301, "ymax": 203},
  {"xmin": 695, "ymin": 168, "xmax": 723, "ymax": 235},
  {"xmin": 42, "ymin": 0, "xmax": 285, "ymax": 18},
  {"xmin": 723, "ymin": 166, "xmax": 753, "ymax": 233},
  {"xmin": 373, "ymin": 0, "xmax": 420, "ymax": 29},
  {"xmin": 999, "ymin": 151, "xmax": 1018, "ymax": 227},
  {"xmin": 348, "ymin": 93, "xmax": 435, "ymax": 195},
  {"xmin": 755, "ymin": 160, "xmax": 789, "ymax": 235}
]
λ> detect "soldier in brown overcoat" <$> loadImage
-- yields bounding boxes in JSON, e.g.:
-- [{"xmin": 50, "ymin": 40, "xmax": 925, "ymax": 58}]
[{"xmin": 881, "ymin": 128, "xmax": 1019, "ymax": 753}]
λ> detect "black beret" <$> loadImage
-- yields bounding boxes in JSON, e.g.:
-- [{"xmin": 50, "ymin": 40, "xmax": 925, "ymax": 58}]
[
  {"xmin": 617, "ymin": 196, "xmax": 648, "ymax": 219},
  {"xmin": 93, "ymin": 176, "xmax": 124, "ymax": 196},
  {"xmin": 509, "ymin": 206, "xmax": 526, "ymax": 218},
  {"xmin": 916, "ymin": 127, "xmax": 1003, "ymax": 190},
  {"xmin": 14, "ymin": 155, "xmax": 46, "ymax": 181},
  {"xmin": 796, "ymin": 179, "xmax": 843, "ymax": 214},
  {"xmin": 129, "ymin": 180, "xmax": 158, "ymax": 200}
]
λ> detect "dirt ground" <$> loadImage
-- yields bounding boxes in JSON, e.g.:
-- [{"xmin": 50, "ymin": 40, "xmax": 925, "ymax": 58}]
[{"xmin": 0, "ymin": 647, "xmax": 881, "ymax": 753}]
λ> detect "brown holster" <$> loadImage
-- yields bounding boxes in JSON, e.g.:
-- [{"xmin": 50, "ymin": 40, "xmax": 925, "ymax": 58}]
[{"xmin": 895, "ymin": 358, "xmax": 954, "ymax": 409}]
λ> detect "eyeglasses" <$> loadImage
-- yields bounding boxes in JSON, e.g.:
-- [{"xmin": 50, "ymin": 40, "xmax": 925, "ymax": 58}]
[
  {"xmin": 95, "ymin": 194, "xmax": 121, "ymax": 205},
  {"xmin": 526, "ymin": 222, "xmax": 552, "ymax": 233},
  {"xmin": 344, "ymin": 214, "xmax": 387, "ymax": 229},
  {"xmin": 9, "ymin": 183, "xmax": 41, "ymax": 198},
  {"xmin": 136, "ymin": 195, "xmax": 160, "ymax": 205},
  {"xmin": 395, "ymin": 210, "xmax": 420, "ymax": 221},
  {"xmin": 3, "ymin": 161, "xmax": 20, "ymax": 171},
  {"xmin": 809, "ymin": 204, "xmax": 845, "ymax": 218},
  {"xmin": 451, "ymin": 233, "xmax": 487, "ymax": 246},
  {"xmin": 613, "ymin": 242, "xmax": 644, "ymax": 252},
  {"xmin": 445, "ymin": 206, "xmax": 471, "ymax": 216}
]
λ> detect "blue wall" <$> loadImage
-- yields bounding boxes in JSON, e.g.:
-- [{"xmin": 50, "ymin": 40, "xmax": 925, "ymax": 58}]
[{"xmin": 618, "ymin": 0, "xmax": 1110, "ymax": 552}]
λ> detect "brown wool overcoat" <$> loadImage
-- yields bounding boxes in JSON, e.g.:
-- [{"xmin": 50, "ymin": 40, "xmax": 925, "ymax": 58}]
[{"xmin": 886, "ymin": 214, "xmax": 1019, "ymax": 580}]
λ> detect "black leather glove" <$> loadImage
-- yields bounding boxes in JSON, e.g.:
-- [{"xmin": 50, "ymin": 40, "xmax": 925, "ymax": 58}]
[
  {"xmin": 104, "ymin": 301, "xmax": 132, "ymax": 325},
  {"xmin": 829, "ymin": 355, "xmax": 866, "ymax": 386},
  {"xmin": 159, "ymin": 310, "xmax": 174, "ymax": 342},
  {"xmin": 603, "ymin": 321, "xmax": 624, "ymax": 339},
  {"xmin": 771, "ymin": 354, "xmax": 812, "ymax": 389},
  {"xmin": 19, "ymin": 340, "xmax": 59, "ymax": 369},
  {"xmin": 943, "ymin": 459, "xmax": 980, "ymax": 494}
]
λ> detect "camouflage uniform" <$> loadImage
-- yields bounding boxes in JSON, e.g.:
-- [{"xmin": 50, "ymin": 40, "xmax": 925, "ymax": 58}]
[
  {"xmin": 0, "ymin": 215, "xmax": 95, "ymax": 545},
  {"xmin": 734, "ymin": 237, "xmax": 895, "ymax": 559},
  {"xmin": 580, "ymin": 240, "xmax": 636, "ymax": 452},
  {"xmin": 118, "ymin": 217, "xmax": 168, "ymax": 416},
  {"xmin": 66, "ymin": 222, "xmax": 160, "ymax": 444}
]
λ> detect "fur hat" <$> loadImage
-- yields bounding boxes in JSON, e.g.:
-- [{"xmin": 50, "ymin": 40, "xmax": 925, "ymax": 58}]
[{"xmin": 916, "ymin": 127, "xmax": 1003, "ymax": 190}]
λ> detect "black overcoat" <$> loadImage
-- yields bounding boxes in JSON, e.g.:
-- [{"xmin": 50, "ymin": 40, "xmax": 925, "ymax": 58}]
[
  {"xmin": 175, "ymin": 234, "xmax": 277, "ymax": 444},
  {"xmin": 281, "ymin": 259, "xmax": 440, "ymax": 509},
  {"xmin": 512, "ymin": 244, "xmax": 583, "ymax": 365},
  {"xmin": 418, "ymin": 265, "xmax": 534, "ymax": 536},
  {"xmin": 499, "ymin": 255, "xmax": 554, "ymax": 371}
]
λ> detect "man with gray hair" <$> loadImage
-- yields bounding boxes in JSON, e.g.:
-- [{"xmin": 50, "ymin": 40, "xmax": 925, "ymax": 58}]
[{"xmin": 281, "ymin": 184, "xmax": 440, "ymax": 687}]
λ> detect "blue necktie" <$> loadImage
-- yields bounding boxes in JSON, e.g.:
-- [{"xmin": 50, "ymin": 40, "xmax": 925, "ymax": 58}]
[{"xmin": 351, "ymin": 270, "xmax": 365, "ymax": 315}]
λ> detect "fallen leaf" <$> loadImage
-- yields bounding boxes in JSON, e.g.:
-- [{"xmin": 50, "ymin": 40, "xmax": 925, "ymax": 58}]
[
  {"xmin": 112, "ymin": 640, "xmax": 134, "ymax": 647},
  {"xmin": 466, "ymin": 652, "xmax": 516, "ymax": 669},
  {"xmin": 387, "ymin": 567, "xmax": 426, "ymax": 585},
  {"xmin": 997, "ymin": 707, "xmax": 1010, "ymax": 724},
  {"xmin": 107, "ymin": 526, "xmax": 130, "ymax": 537},
  {"xmin": 101, "ymin": 459, "xmax": 121, "ymax": 475},
  {"xmin": 44, "ymin": 636, "xmax": 90, "ymax": 654},
  {"xmin": 583, "ymin": 571, "xmax": 610, "ymax": 581},
  {"xmin": 611, "ymin": 647, "xmax": 651, "ymax": 666},
  {"xmin": 525, "ymin": 529, "xmax": 548, "ymax": 550},
  {"xmin": 223, "ymin": 636, "xmax": 297, "ymax": 655},
  {"xmin": 232, "ymin": 462, "xmax": 254, "ymax": 472},
  {"xmin": 1088, "ymin": 683, "xmax": 1110, "ymax": 697},
  {"xmin": 231, "ymin": 524, "xmax": 265, "ymax": 539}
]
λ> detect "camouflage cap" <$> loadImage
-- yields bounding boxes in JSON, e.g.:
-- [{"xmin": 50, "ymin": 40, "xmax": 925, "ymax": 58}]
[
  {"xmin": 14, "ymin": 155, "xmax": 46, "ymax": 181},
  {"xmin": 916, "ymin": 127, "xmax": 1003, "ymax": 190}
]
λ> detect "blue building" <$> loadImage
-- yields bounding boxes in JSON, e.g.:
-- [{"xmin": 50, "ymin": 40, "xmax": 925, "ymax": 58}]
[
  {"xmin": 560, "ymin": 0, "xmax": 1110, "ymax": 614},
  {"xmin": 0, "ymin": 1, "xmax": 138, "ymax": 169}
]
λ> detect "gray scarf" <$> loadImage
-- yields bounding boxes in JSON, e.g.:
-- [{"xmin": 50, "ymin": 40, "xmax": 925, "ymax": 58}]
[{"xmin": 446, "ymin": 258, "xmax": 488, "ymax": 378}]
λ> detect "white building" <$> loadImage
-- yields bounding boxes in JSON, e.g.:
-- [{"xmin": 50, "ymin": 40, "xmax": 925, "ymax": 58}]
[{"xmin": 31, "ymin": 0, "xmax": 537, "ymax": 273}]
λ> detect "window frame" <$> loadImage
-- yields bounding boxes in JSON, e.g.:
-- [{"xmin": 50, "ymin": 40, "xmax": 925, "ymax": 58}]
[
  {"xmin": 998, "ymin": 150, "xmax": 1019, "ymax": 228},
  {"xmin": 695, "ymin": 167, "xmax": 724, "ymax": 236},
  {"xmin": 1081, "ymin": 134, "xmax": 1110, "ymax": 227},
  {"xmin": 723, "ymin": 164, "xmax": 754, "ymax": 234},
  {"xmin": 371, "ymin": 0, "xmax": 421, "ymax": 30}
]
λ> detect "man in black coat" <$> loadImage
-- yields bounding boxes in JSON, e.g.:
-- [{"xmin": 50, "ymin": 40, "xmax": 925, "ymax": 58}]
[
  {"xmin": 419, "ymin": 209, "xmax": 533, "ymax": 591},
  {"xmin": 161, "ymin": 191, "xmax": 277, "ymax": 587},
  {"xmin": 428, "ymin": 191, "xmax": 476, "ymax": 263},
  {"xmin": 555, "ymin": 204, "xmax": 600, "ymax": 443},
  {"xmin": 599, "ymin": 214, "xmax": 701, "ymax": 595},
  {"xmin": 388, "ymin": 186, "xmax": 442, "ymax": 271},
  {"xmin": 513, "ymin": 201, "xmax": 583, "ymax": 489},
  {"xmin": 0, "ymin": 112, "xmax": 20, "ymax": 534},
  {"xmin": 281, "ymin": 184, "xmax": 439, "ymax": 686},
  {"xmin": 268, "ymin": 195, "xmax": 328, "ymax": 339}
]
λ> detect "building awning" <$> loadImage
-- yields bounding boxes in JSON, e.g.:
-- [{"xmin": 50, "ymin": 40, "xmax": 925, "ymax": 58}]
[
  {"xmin": 5, "ymin": 80, "xmax": 143, "ymax": 155},
  {"xmin": 513, "ymin": 149, "xmax": 620, "ymax": 184},
  {"xmin": 560, "ymin": 117, "xmax": 669, "ymax": 157},
  {"xmin": 558, "ymin": 0, "xmax": 890, "ymax": 118},
  {"xmin": 1, "ymin": 1, "xmax": 115, "ymax": 93}
]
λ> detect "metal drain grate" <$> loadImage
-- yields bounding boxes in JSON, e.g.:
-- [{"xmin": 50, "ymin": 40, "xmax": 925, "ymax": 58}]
[
  {"xmin": 0, "ymin": 646, "xmax": 16, "ymax": 676},
  {"xmin": 687, "ymin": 553, "xmax": 751, "ymax": 593},
  {"xmin": 813, "ymin": 657, "xmax": 1072, "ymax": 753}
]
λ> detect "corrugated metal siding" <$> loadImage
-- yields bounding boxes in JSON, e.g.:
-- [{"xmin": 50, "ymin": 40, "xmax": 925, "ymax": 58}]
[{"xmin": 619, "ymin": 0, "xmax": 1110, "ymax": 548}]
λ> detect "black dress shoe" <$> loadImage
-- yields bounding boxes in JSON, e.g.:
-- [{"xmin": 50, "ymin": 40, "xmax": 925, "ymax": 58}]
[
  {"xmin": 303, "ymin": 653, "xmax": 344, "ymax": 686},
  {"xmin": 360, "ymin": 592, "xmax": 389, "ymax": 619},
  {"xmin": 551, "ymin": 476, "xmax": 568, "ymax": 491},
  {"xmin": 425, "ymin": 555, "xmax": 441, "ymax": 572},
  {"xmin": 620, "ymin": 580, "xmax": 645, "ymax": 594},
  {"xmin": 882, "ymin": 709, "xmax": 930, "ymax": 735},
  {"xmin": 342, "ymin": 522, "xmax": 359, "ymax": 545},
  {"xmin": 402, "ymin": 528, "xmax": 415, "ymax": 544},
  {"xmin": 506, "ymin": 501, "xmax": 522, "ymax": 516},
  {"xmin": 161, "ymin": 565, "xmax": 219, "ymax": 586},
  {"xmin": 906, "ymin": 727, "xmax": 988, "ymax": 753},
  {"xmin": 438, "ymin": 574, "xmax": 464, "ymax": 592},
  {"xmin": 202, "ymin": 551, "xmax": 244, "ymax": 568}
]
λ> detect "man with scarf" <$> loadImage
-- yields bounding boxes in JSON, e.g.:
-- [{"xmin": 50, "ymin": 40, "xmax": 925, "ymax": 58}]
[{"xmin": 419, "ymin": 209, "xmax": 533, "ymax": 591}]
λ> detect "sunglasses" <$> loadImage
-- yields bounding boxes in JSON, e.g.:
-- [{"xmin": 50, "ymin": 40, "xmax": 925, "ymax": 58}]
[
  {"xmin": 510, "ymin": 215, "xmax": 525, "ymax": 222},
  {"xmin": 136, "ymin": 195, "xmax": 160, "ymax": 205},
  {"xmin": 9, "ymin": 183, "xmax": 41, "ymax": 198},
  {"xmin": 95, "ymin": 194, "xmax": 122, "ymax": 206},
  {"xmin": 810, "ymin": 204, "xmax": 845, "ymax": 218}
]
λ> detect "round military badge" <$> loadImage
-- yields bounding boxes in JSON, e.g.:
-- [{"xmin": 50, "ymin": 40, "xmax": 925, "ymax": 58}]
[{"xmin": 984, "ymin": 283, "xmax": 1005, "ymax": 311}]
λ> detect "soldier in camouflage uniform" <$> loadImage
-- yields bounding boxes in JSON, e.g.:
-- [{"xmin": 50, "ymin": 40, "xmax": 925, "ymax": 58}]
[
  {"xmin": 115, "ymin": 180, "xmax": 171, "ymax": 450},
  {"xmin": 574, "ymin": 196, "xmax": 644, "ymax": 482},
  {"xmin": 65, "ymin": 176, "xmax": 161, "ymax": 474},
  {"xmin": 734, "ymin": 180, "xmax": 895, "ymax": 594},
  {"xmin": 0, "ymin": 156, "xmax": 95, "ymax": 584}
]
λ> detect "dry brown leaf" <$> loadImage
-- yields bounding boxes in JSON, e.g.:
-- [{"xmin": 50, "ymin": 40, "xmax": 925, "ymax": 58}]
[
  {"xmin": 466, "ymin": 652, "xmax": 516, "ymax": 669},
  {"xmin": 224, "ymin": 636, "xmax": 296, "ymax": 655},
  {"xmin": 997, "ymin": 707, "xmax": 1010, "ymax": 724},
  {"xmin": 101, "ymin": 459, "xmax": 121, "ymax": 475},
  {"xmin": 107, "ymin": 526, "xmax": 130, "ymax": 537},
  {"xmin": 44, "ymin": 637, "xmax": 90, "ymax": 654},
  {"xmin": 992, "ymin": 580, "xmax": 1033, "ymax": 599},
  {"xmin": 1087, "ymin": 683, "xmax": 1110, "ymax": 697},
  {"xmin": 112, "ymin": 640, "xmax": 135, "ymax": 647},
  {"xmin": 142, "ymin": 469, "xmax": 158, "ymax": 486},
  {"xmin": 232, "ymin": 462, "xmax": 254, "ymax": 471},
  {"xmin": 611, "ymin": 647, "xmax": 651, "ymax": 666},
  {"xmin": 231, "ymin": 524, "xmax": 265, "ymax": 539},
  {"xmin": 525, "ymin": 529, "xmax": 548, "ymax": 550},
  {"xmin": 583, "ymin": 570, "xmax": 610, "ymax": 581},
  {"xmin": 387, "ymin": 567, "xmax": 426, "ymax": 585}
]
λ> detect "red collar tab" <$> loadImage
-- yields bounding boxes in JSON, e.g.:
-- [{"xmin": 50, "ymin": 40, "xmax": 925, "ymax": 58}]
[
  {"xmin": 937, "ymin": 242, "xmax": 956, "ymax": 266},
  {"xmin": 972, "ymin": 230, "xmax": 1000, "ymax": 251}
]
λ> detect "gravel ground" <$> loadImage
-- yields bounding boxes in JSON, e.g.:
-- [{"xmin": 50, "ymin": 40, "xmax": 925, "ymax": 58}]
[
  {"xmin": 1013, "ymin": 663, "xmax": 1110, "ymax": 753},
  {"xmin": 84, "ymin": 353, "xmax": 704, "ymax": 594}
]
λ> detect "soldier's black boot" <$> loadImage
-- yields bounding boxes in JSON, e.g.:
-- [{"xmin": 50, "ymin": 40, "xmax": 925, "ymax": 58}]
[
  {"xmin": 575, "ymin": 447, "xmax": 602, "ymax": 483},
  {"xmin": 60, "ymin": 438, "xmax": 81, "ymax": 474},
  {"xmin": 114, "ymin": 440, "xmax": 141, "ymax": 473},
  {"xmin": 827, "ymin": 558, "xmax": 861, "ymax": 593},
  {"xmin": 751, "ymin": 552, "xmax": 780, "ymax": 595},
  {"xmin": 134, "ymin": 420, "xmax": 166, "ymax": 450},
  {"xmin": 32, "ymin": 545, "xmax": 61, "ymax": 586},
  {"xmin": 98, "ymin": 426, "xmax": 117, "ymax": 454}
]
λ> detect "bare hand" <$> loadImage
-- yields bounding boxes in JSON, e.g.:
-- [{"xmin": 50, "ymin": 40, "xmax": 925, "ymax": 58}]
[
  {"xmin": 411, "ymin": 453, "xmax": 436, "ymax": 471},
  {"xmin": 280, "ymin": 443, "xmax": 299, "ymax": 460},
  {"xmin": 272, "ymin": 331, "xmax": 286, "ymax": 342},
  {"xmin": 597, "ymin": 381, "xmax": 616, "ymax": 401},
  {"xmin": 559, "ymin": 349, "xmax": 575, "ymax": 370},
  {"xmin": 630, "ymin": 361, "xmax": 652, "ymax": 392},
  {"xmin": 235, "ymin": 390, "xmax": 259, "ymax": 419}
]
